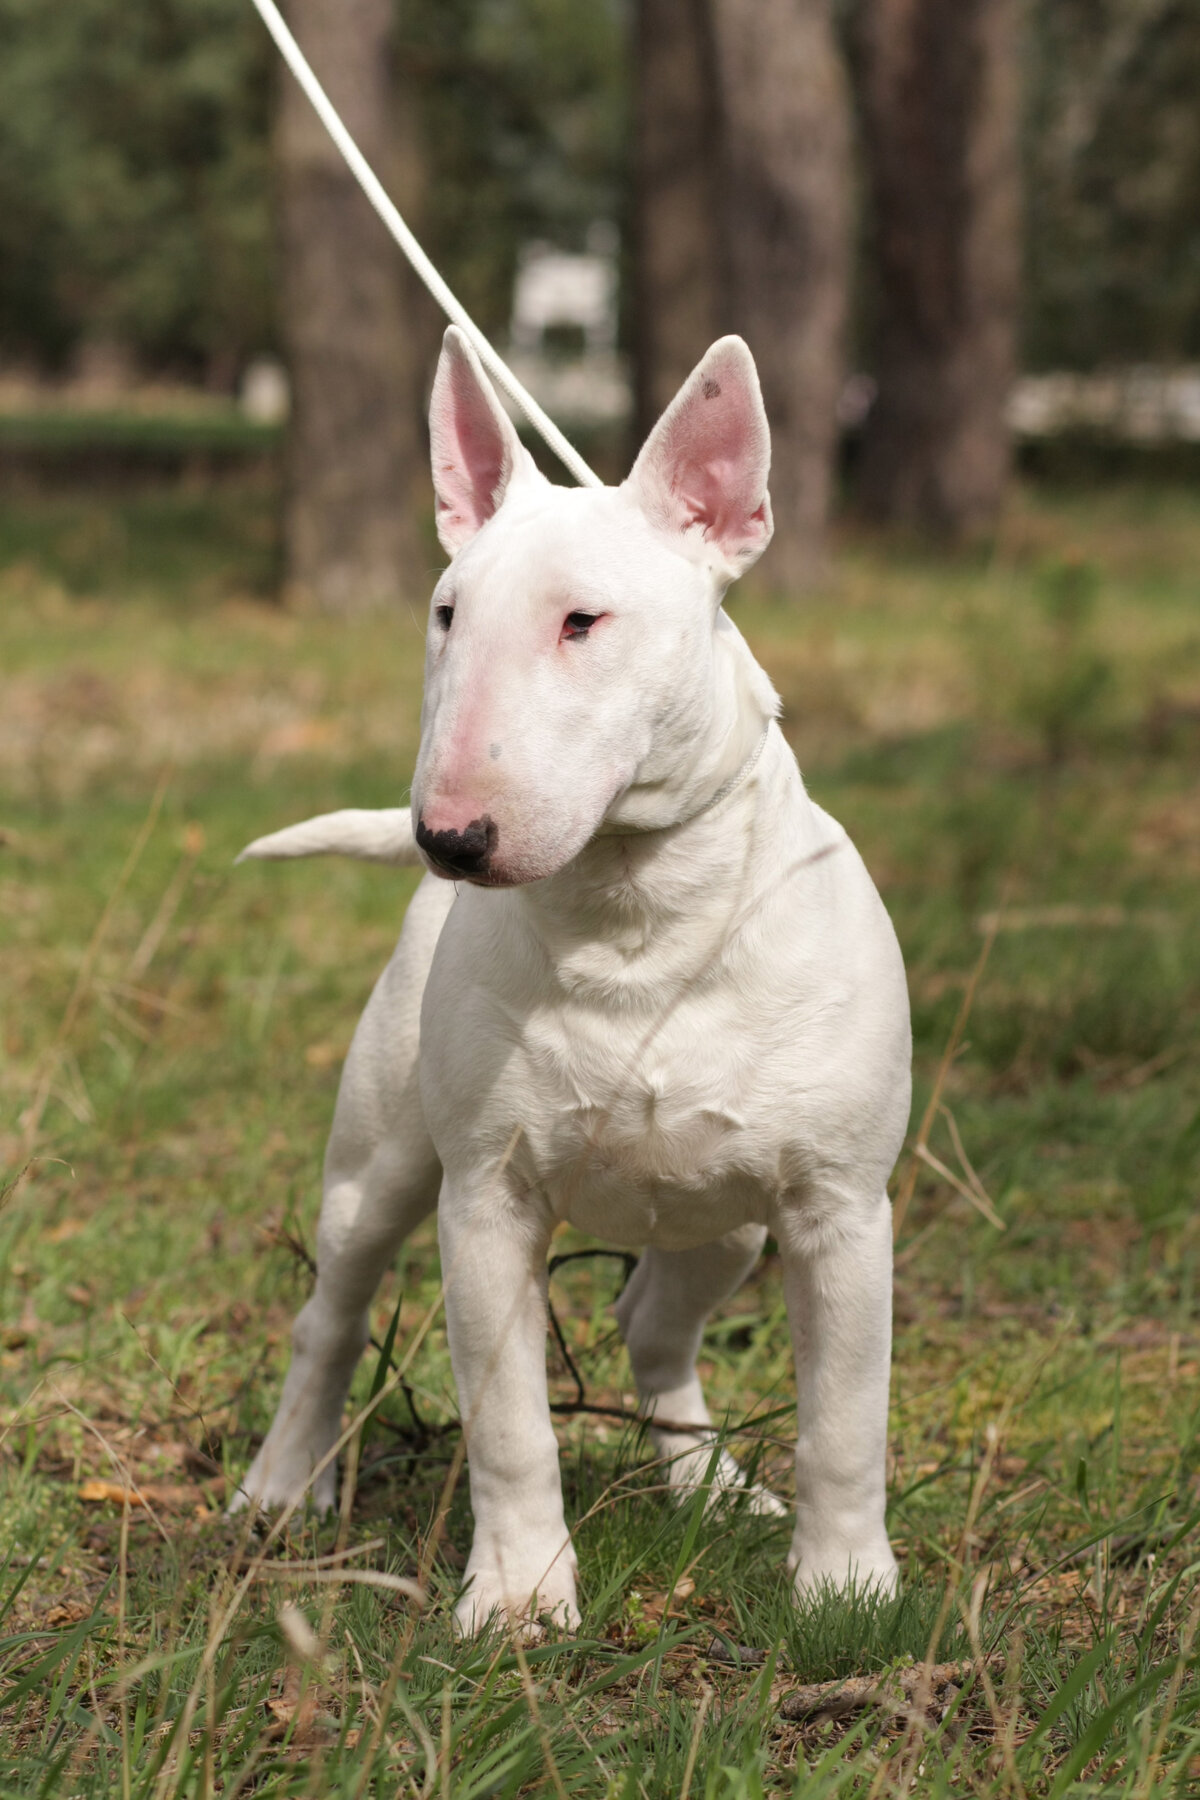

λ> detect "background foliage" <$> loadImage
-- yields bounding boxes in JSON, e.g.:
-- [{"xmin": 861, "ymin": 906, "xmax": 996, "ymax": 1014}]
[
  {"xmin": 1023, "ymin": 0, "xmax": 1200, "ymax": 369},
  {"xmin": 0, "ymin": 0, "xmax": 272, "ymax": 375},
  {"xmin": 0, "ymin": 0, "xmax": 626, "ymax": 377},
  {"xmin": 1, "ymin": 0, "xmax": 1198, "ymax": 379}
]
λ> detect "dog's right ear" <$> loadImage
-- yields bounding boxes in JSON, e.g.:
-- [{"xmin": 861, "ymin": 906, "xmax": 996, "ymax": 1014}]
[{"xmin": 429, "ymin": 327, "xmax": 540, "ymax": 556}]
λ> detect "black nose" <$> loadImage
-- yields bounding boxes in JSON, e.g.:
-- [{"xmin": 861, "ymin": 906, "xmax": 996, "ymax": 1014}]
[{"xmin": 415, "ymin": 813, "xmax": 498, "ymax": 878}]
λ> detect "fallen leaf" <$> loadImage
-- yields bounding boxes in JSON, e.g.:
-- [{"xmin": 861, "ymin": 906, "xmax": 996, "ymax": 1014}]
[
  {"xmin": 266, "ymin": 1670, "xmax": 328, "ymax": 1746},
  {"xmin": 43, "ymin": 1601, "xmax": 91, "ymax": 1628},
  {"xmin": 304, "ymin": 1042, "xmax": 346, "ymax": 1069},
  {"xmin": 46, "ymin": 1219, "xmax": 85, "ymax": 1244},
  {"xmin": 80, "ymin": 1480, "xmax": 146, "ymax": 1507},
  {"xmin": 639, "ymin": 1576, "xmax": 696, "ymax": 1622},
  {"xmin": 79, "ymin": 1479, "xmax": 204, "ymax": 1510},
  {"xmin": 265, "ymin": 1618, "xmax": 337, "ymax": 1748}
]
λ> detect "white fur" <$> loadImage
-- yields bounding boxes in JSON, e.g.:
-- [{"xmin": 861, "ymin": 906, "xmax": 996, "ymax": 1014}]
[{"xmin": 232, "ymin": 329, "xmax": 912, "ymax": 1637}]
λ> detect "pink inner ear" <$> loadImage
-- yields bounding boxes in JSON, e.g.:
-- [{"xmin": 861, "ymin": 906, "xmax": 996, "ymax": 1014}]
[
  {"xmin": 638, "ymin": 346, "xmax": 771, "ymax": 565},
  {"xmin": 431, "ymin": 346, "xmax": 513, "ymax": 549}
]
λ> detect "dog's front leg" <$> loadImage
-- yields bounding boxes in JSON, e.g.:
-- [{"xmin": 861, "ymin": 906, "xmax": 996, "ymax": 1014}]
[
  {"xmin": 439, "ymin": 1189, "xmax": 578, "ymax": 1636},
  {"xmin": 779, "ymin": 1186, "xmax": 898, "ymax": 1599}
]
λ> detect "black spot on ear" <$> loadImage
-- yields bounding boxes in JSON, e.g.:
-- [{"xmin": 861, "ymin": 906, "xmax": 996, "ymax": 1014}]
[
  {"xmin": 702, "ymin": 378, "xmax": 721, "ymax": 399},
  {"xmin": 489, "ymin": 742, "xmax": 502, "ymax": 761}
]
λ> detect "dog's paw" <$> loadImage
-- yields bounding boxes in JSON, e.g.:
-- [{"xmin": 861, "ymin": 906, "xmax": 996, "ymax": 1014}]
[
  {"xmin": 226, "ymin": 1442, "xmax": 338, "ymax": 1520},
  {"xmin": 659, "ymin": 1441, "xmax": 787, "ymax": 1517},
  {"xmin": 453, "ymin": 1554, "xmax": 580, "ymax": 1640},
  {"xmin": 731, "ymin": 1480, "xmax": 789, "ymax": 1519},
  {"xmin": 788, "ymin": 1543, "xmax": 899, "ymax": 1602}
]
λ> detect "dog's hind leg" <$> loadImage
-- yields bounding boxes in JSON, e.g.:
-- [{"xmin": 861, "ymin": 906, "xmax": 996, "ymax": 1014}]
[
  {"xmin": 232, "ymin": 878, "xmax": 452, "ymax": 1516},
  {"xmin": 614, "ymin": 1225, "xmax": 785, "ymax": 1513}
]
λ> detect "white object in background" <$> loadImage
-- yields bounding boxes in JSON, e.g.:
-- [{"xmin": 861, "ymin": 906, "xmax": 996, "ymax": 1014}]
[
  {"xmin": 240, "ymin": 358, "xmax": 291, "ymax": 426},
  {"xmin": 511, "ymin": 223, "xmax": 619, "ymax": 355},
  {"xmin": 1008, "ymin": 366, "xmax": 1200, "ymax": 444}
]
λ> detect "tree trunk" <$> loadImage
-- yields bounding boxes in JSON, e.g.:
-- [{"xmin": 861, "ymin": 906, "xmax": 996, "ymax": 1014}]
[
  {"xmin": 855, "ymin": 0, "xmax": 1021, "ymax": 536},
  {"xmin": 632, "ymin": 0, "xmax": 725, "ymax": 439},
  {"xmin": 710, "ymin": 0, "xmax": 852, "ymax": 589},
  {"xmin": 633, "ymin": 0, "xmax": 852, "ymax": 590},
  {"xmin": 276, "ymin": 0, "xmax": 436, "ymax": 614}
]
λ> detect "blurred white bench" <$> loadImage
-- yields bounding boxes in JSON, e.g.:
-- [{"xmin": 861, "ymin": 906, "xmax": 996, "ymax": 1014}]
[{"xmin": 510, "ymin": 224, "xmax": 619, "ymax": 355}]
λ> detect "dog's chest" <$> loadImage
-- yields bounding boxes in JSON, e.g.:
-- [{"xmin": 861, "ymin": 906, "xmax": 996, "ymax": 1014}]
[{"xmin": 513, "ymin": 997, "xmax": 779, "ymax": 1250}]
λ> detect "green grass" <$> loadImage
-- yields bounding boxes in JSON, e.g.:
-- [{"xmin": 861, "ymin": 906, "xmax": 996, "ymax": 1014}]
[{"xmin": 2, "ymin": 477, "xmax": 1199, "ymax": 1793}]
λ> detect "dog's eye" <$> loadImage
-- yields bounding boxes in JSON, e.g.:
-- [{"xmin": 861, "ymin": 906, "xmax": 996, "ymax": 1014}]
[
  {"xmin": 434, "ymin": 604, "xmax": 454, "ymax": 632},
  {"xmin": 561, "ymin": 611, "xmax": 601, "ymax": 641}
]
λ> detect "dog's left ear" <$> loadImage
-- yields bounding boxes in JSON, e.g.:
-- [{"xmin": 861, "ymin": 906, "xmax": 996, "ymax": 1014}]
[
  {"xmin": 624, "ymin": 336, "xmax": 773, "ymax": 580},
  {"xmin": 429, "ymin": 326, "xmax": 542, "ymax": 556}
]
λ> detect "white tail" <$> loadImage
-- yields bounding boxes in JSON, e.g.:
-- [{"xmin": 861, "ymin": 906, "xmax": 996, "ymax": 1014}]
[{"xmin": 237, "ymin": 808, "xmax": 420, "ymax": 867}]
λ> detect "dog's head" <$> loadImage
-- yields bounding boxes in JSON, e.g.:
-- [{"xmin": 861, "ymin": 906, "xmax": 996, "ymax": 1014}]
[{"xmin": 411, "ymin": 327, "xmax": 774, "ymax": 886}]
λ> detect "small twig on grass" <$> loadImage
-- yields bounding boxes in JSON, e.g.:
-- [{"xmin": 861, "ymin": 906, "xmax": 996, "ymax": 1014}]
[
  {"xmin": 680, "ymin": 1687, "xmax": 713, "ymax": 1800},
  {"xmin": 915, "ymin": 1143, "xmax": 1005, "ymax": 1231},
  {"xmin": 779, "ymin": 1657, "xmax": 990, "ymax": 1724},
  {"xmin": 1132, "ymin": 1582, "xmax": 1200, "ymax": 1800},
  {"xmin": 940, "ymin": 1102, "xmax": 1003, "ymax": 1225},
  {"xmin": 126, "ymin": 822, "xmax": 205, "ymax": 980},
  {"xmin": 892, "ymin": 899, "xmax": 1004, "ymax": 1241},
  {"xmin": 250, "ymin": 1566, "xmax": 426, "ymax": 1600},
  {"xmin": 0, "ymin": 1159, "xmax": 36, "ymax": 1211},
  {"xmin": 965, "ymin": 1568, "xmax": 1027, "ymax": 1799},
  {"xmin": 118, "ymin": 1489, "xmax": 132, "ymax": 1800},
  {"xmin": 234, "ymin": 1538, "xmax": 388, "ymax": 1572},
  {"xmin": 21, "ymin": 764, "xmax": 172, "ymax": 1153},
  {"xmin": 261, "ymin": 1217, "xmax": 317, "ymax": 1277},
  {"xmin": 545, "ymin": 1247, "xmax": 637, "ymax": 1412},
  {"xmin": 506, "ymin": 1617, "xmax": 570, "ymax": 1800}
]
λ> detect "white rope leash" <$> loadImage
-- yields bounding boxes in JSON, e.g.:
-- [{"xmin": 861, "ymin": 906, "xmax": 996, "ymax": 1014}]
[{"xmin": 248, "ymin": 0, "xmax": 602, "ymax": 490}]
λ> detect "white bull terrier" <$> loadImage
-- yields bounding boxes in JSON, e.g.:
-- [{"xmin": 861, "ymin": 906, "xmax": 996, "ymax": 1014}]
[{"xmin": 232, "ymin": 327, "xmax": 912, "ymax": 1634}]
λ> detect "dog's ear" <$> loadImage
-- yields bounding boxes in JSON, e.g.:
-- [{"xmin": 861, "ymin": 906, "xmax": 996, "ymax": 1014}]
[
  {"xmin": 625, "ymin": 336, "xmax": 773, "ymax": 580},
  {"xmin": 429, "ymin": 327, "xmax": 540, "ymax": 556}
]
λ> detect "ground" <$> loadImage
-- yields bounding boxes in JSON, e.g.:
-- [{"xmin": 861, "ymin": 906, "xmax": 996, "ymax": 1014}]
[{"xmin": 1, "ymin": 473, "xmax": 1198, "ymax": 1795}]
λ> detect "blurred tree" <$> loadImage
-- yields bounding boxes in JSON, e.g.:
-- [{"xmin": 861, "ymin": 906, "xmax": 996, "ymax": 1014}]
[
  {"xmin": 401, "ymin": 0, "xmax": 627, "ymax": 345},
  {"xmin": 0, "ymin": 0, "xmax": 273, "ymax": 379},
  {"xmin": 853, "ymin": 0, "xmax": 1021, "ymax": 537},
  {"xmin": 711, "ymin": 0, "xmax": 851, "ymax": 588},
  {"xmin": 0, "ymin": 0, "xmax": 626, "ymax": 386},
  {"xmin": 631, "ymin": 0, "xmax": 723, "ymax": 431},
  {"xmin": 276, "ymin": 0, "xmax": 436, "ymax": 613},
  {"xmin": 633, "ymin": 0, "xmax": 851, "ymax": 589},
  {"xmin": 3, "ymin": 0, "xmax": 1200, "ymax": 491},
  {"xmin": 1023, "ymin": 0, "xmax": 1200, "ymax": 369}
]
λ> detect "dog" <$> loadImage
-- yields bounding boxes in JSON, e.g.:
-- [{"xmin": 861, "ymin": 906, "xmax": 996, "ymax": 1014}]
[{"xmin": 231, "ymin": 327, "xmax": 912, "ymax": 1635}]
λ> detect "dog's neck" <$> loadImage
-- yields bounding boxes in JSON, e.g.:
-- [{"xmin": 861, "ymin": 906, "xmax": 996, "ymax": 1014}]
[
  {"xmin": 506, "ymin": 624, "xmax": 811, "ymax": 988},
  {"xmin": 599, "ymin": 609, "xmax": 779, "ymax": 837}
]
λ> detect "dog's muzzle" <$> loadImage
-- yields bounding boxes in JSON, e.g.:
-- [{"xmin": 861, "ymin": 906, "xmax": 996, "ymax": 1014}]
[{"xmin": 415, "ymin": 813, "xmax": 498, "ymax": 880}]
